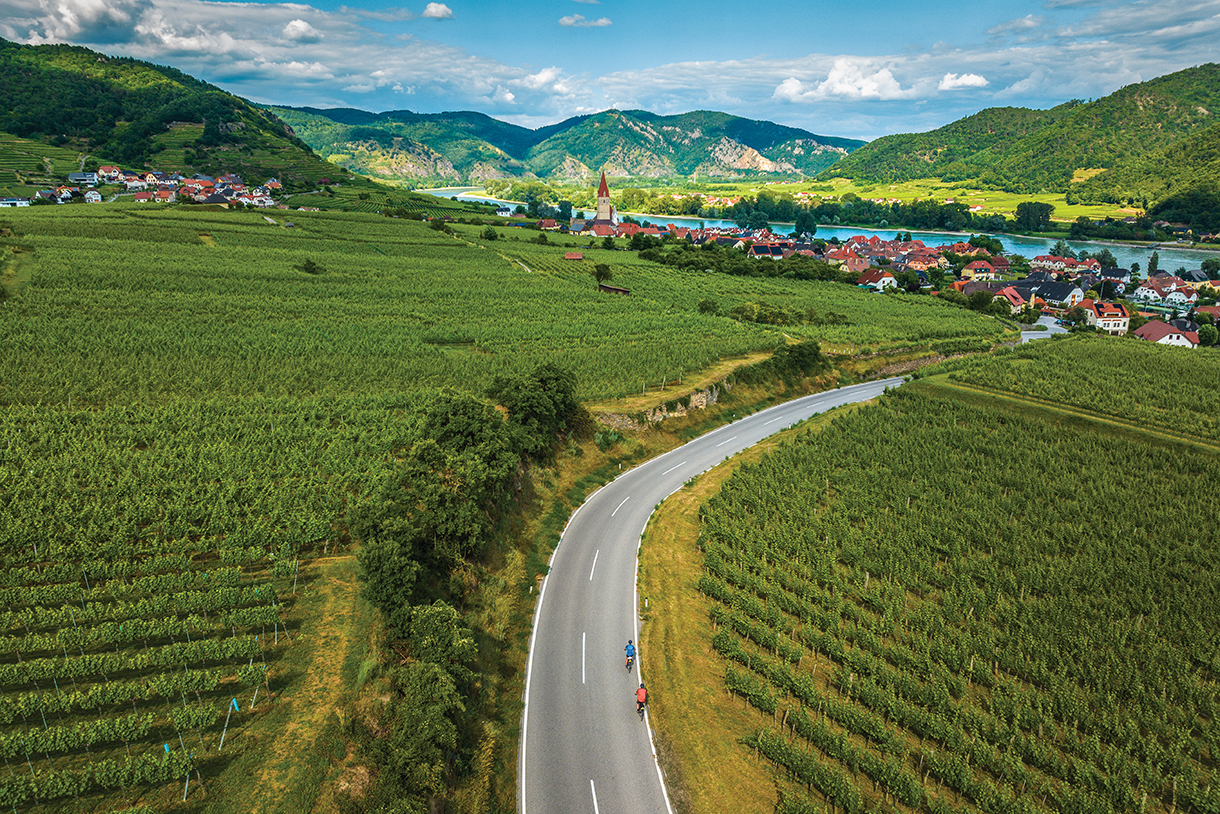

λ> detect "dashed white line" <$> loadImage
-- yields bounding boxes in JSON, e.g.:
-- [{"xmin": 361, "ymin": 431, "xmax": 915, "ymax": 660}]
[
  {"xmin": 589, "ymin": 550, "xmax": 599, "ymax": 581},
  {"xmin": 764, "ymin": 416, "xmax": 784, "ymax": 425},
  {"xmin": 612, "ymin": 496, "xmax": 631, "ymax": 516},
  {"xmin": 582, "ymin": 632, "xmax": 586, "ymax": 684},
  {"xmin": 715, "ymin": 435, "xmax": 739, "ymax": 447},
  {"xmin": 661, "ymin": 461, "xmax": 686, "ymax": 476},
  {"xmin": 590, "ymin": 779, "xmax": 600, "ymax": 814}
]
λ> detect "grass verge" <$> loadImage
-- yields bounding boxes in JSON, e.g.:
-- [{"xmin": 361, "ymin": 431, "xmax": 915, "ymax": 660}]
[
  {"xmin": 187, "ymin": 555, "xmax": 375, "ymax": 814},
  {"xmin": 637, "ymin": 402, "xmax": 869, "ymax": 814}
]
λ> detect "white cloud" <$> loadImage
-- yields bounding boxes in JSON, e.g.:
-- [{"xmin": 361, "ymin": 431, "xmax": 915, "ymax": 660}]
[
  {"xmin": 559, "ymin": 14, "xmax": 610, "ymax": 27},
  {"xmin": 987, "ymin": 14, "xmax": 1048, "ymax": 42},
  {"xmin": 420, "ymin": 2, "xmax": 451, "ymax": 19},
  {"xmin": 282, "ymin": 19, "xmax": 321, "ymax": 42},
  {"xmin": 774, "ymin": 59, "xmax": 915, "ymax": 102},
  {"xmin": 939, "ymin": 72, "xmax": 988, "ymax": 90}
]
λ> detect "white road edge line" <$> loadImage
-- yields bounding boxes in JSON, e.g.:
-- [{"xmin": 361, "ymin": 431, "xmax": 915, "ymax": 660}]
[
  {"xmin": 660, "ymin": 461, "xmax": 686, "ymax": 476},
  {"xmin": 520, "ymin": 476, "xmax": 615, "ymax": 814},
  {"xmin": 590, "ymin": 779, "xmax": 600, "ymax": 814},
  {"xmin": 520, "ymin": 377, "xmax": 906, "ymax": 814},
  {"xmin": 611, "ymin": 496, "xmax": 630, "ymax": 516},
  {"xmin": 714, "ymin": 435, "xmax": 738, "ymax": 447},
  {"xmin": 589, "ymin": 549, "xmax": 599, "ymax": 581}
]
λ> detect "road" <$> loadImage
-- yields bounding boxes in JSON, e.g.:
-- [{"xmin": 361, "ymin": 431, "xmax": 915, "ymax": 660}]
[
  {"xmin": 1020, "ymin": 314, "xmax": 1069, "ymax": 343},
  {"xmin": 519, "ymin": 376, "xmax": 905, "ymax": 814}
]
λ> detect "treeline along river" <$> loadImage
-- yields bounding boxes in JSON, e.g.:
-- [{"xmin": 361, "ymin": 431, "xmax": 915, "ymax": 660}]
[{"xmin": 424, "ymin": 188, "xmax": 1215, "ymax": 273}]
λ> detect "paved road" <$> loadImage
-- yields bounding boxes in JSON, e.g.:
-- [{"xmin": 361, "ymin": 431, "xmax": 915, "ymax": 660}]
[
  {"xmin": 519, "ymin": 376, "xmax": 905, "ymax": 814},
  {"xmin": 1020, "ymin": 314, "xmax": 1069, "ymax": 343}
]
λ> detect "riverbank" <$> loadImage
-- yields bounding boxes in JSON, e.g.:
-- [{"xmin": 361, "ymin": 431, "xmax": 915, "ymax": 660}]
[{"xmin": 418, "ymin": 187, "xmax": 1217, "ymax": 271}]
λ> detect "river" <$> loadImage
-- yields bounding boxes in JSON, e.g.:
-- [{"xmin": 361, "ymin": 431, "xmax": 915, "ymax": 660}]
[{"xmin": 422, "ymin": 187, "xmax": 1216, "ymax": 272}]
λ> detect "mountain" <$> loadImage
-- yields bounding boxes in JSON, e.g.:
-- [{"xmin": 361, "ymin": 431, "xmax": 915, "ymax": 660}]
[
  {"xmin": 0, "ymin": 38, "xmax": 342, "ymax": 185},
  {"xmin": 271, "ymin": 105, "xmax": 865, "ymax": 182},
  {"xmin": 820, "ymin": 63, "xmax": 1220, "ymax": 200}
]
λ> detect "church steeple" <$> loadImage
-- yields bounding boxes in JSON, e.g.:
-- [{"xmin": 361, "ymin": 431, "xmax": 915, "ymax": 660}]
[{"xmin": 595, "ymin": 172, "xmax": 615, "ymax": 225}]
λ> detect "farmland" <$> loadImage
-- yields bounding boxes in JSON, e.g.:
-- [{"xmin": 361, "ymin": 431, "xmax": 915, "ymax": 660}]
[
  {"xmin": 0, "ymin": 202, "xmax": 1011, "ymax": 810},
  {"xmin": 664, "ymin": 340, "xmax": 1220, "ymax": 814}
]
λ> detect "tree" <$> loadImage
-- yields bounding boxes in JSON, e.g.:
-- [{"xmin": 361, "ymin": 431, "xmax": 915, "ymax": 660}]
[
  {"xmin": 481, "ymin": 226, "xmax": 498, "ymax": 241},
  {"xmin": 1061, "ymin": 305, "xmax": 1089, "ymax": 328},
  {"xmin": 557, "ymin": 200, "xmax": 573, "ymax": 221},
  {"xmin": 1015, "ymin": 201, "xmax": 1054, "ymax": 231},
  {"xmin": 747, "ymin": 210, "xmax": 770, "ymax": 231},
  {"xmin": 697, "ymin": 298, "xmax": 721, "ymax": 315},
  {"xmin": 1198, "ymin": 324, "xmax": 1218, "ymax": 346},
  {"xmin": 486, "ymin": 362, "xmax": 584, "ymax": 459},
  {"xmin": 1202, "ymin": 257, "xmax": 1220, "ymax": 275},
  {"xmin": 1148, "ymin": 251, "xmax": 1160, "ymax": 275},
  {"xmin": 1050, "ymin": 240, "xmax": 1076, "ymax": 260},
  {"xmin": 593, "ymin": 264, "xmax": 613, "ymax": 285},
  {"xmin": 968, "ymin": 290, "xmax": 996, "ymax": 312},
  {"xmin": 602, "ymin": 235, "xmax": 615, "ymax": 251},
  {"xmin": 968, "ymin": 234, "xmax": 1003, "ymax": 255},
  {"xmin": 793, "ymin": 209, "xmax": 818, "ymax": 238},
  {"xmin": 294, "ymin": 259, "xmax": 325, "ymax": 274}
]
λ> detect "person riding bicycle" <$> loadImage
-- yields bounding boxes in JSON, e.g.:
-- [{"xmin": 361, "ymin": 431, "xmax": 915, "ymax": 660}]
[
  {"xmin": 636, "ymin": 683, "xmax": 648, "ymax": 713},
  {"xmin": 625, "ymin": 640, "xmax": 636, "ymax": 667}
]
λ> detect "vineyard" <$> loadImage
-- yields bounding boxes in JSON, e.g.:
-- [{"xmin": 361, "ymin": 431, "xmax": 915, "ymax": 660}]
[
  {"xmin": 693, "ymin": 383, "xmax": 1220, "ymax": 814},
  {"xmin": 456, "ymin": 224, "xmax": 1008, "ymax": 354},
  {"xmin": 0, "ymin": 392, "xmax": 408, "ymax": 810},
  {"xmin": 0, "ymin": 202, "xmax": 1013, "ymax": 810},
  {"xmin": 928, "ymin": 336, "xmax": 1220, "ymax": 441}
]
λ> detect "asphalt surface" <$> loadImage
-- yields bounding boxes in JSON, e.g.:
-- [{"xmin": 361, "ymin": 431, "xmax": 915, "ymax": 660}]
[
  {"xmin": 519, "ymin": 376, "xmax": 906, "ymax": 814},
  {"xmin": 1019, "ymin": 314, "xmax": 1069, "ymax": 343}
]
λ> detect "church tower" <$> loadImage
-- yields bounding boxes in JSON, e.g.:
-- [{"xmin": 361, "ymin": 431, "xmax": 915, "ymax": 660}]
[{"xmin": 594, "ymin": 172, "xmax": 616, "ymax": 225}]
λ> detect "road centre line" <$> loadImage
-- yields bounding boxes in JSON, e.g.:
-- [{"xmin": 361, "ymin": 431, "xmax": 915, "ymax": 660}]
[
  {"xmin": 611, "ymin": 496, "xmax": 630, "ymax": 516},
  {"xmin": 714, "ymin": 435, "xmax": 739, "ymax": 447},
  {"xmin": 582, "ymin": 632, "xmax": 586, "ymax": 684},
  {"xmin": 661, "ymin": 461, "xmax": 686, "ymax": 476},
  {"xmin": 589, "ymin": 550, "xmax": 599, "ymax": 581},
  {"xmin": 764, "ymin": 416, "xmax": 784, "ymax": 425},
  {"xmin": 590, "ymin": 779, "xmax": 600, "ymax": 814}
]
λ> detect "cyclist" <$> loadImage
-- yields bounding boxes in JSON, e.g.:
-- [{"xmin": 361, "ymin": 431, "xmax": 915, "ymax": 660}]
[
  {"xmin": 625, "ymin": 640, "xmax": 636, "ymax": 669},
  {"xmin": 636, "ymin": 683, "xmax": 648, "ymax": 715}
]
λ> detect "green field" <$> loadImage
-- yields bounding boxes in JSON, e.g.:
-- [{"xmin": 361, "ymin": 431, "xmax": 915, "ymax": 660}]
[
  {"xmin": 694, "ymin": 385, "xmax": 1218, "ymax": 814},
  {"xmin": 0, "ymin": 202, "xmax": 1013, "ymax": 811},
  {"xmin": 0, "ymin": 132, "xmax": 90, "ymax": 196},
  {"xmin": 676, "ymin": 338, "xmax": 1220, "ymax": 814}
]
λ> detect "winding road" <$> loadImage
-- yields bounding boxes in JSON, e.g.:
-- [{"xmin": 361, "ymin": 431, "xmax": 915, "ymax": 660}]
[{"xmin": 519, "ymin": 376, "xmax": 905, "ymax": 814}]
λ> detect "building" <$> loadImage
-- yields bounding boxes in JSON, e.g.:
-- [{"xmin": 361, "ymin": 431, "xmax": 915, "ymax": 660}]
[
  {"xmin": 583, "ymin": 173, "xmax": 618, "ymax": 232},
  {"xmin": 1133, "ymin": 321, "xmax": 1198, "ymax": 347},
  {"xmin": 1081, "ymin": 300, "xmax": 1130, "ymax": 335}
]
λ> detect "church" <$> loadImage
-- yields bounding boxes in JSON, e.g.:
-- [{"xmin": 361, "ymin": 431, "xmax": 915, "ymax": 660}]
[{"xmin": 579, "ymin": 172, "xmax": 618, "ymax": 234}]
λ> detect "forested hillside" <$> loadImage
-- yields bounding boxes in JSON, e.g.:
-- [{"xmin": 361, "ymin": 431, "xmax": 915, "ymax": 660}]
[
  {"xmin": 0, "ymin": 37, "xmax": 341, "ymax": 183},
  {"xmin": 272, "ymin": 105, "xmax": 864, "ymax": 183},
  {"xmin": 820, "ymin": 63, "xmax": 1220, "ymax": 212}
]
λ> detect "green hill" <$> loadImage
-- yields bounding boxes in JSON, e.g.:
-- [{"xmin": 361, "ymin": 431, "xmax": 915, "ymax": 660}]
[
  {"xmin": 272, "ymin": 105, "xmax": 864, "ymax": 183},
  {"xmin": 0, "ymin": 37, "xmax": 343, "ymax": 186},
  {"xmin": 820, "ymin": 63, "xmax": 1220, "ymax": 203}
]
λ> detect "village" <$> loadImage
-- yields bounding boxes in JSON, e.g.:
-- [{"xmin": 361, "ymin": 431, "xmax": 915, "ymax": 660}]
[
  {"xmin": 0, "ymin": 165, "xmax": 285, "ymax": 208},
  {"xmin": 506, "ymin": 174, "xmax": 1220, "ymax": 348}
]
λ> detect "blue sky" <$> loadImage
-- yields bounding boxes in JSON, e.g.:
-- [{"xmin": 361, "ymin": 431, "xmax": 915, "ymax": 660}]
[{"xmin": 2, "ymin": 0, "xmax": 1218, "ymax": 140}]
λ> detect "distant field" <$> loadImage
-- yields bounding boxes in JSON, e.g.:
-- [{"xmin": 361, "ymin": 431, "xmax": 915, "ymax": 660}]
[
  {"xmin": 580, "ymin": 177, "xmax": 1135, "ymax": 223},
  {"xmin": 0, "ymin": 131, "xmax": 91, "ymax": 196}
]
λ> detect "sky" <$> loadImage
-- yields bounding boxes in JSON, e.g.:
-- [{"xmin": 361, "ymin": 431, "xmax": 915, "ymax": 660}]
[{"xmin": 2, "ymin": 0, "xmax": 1218, "ymax": 140}]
